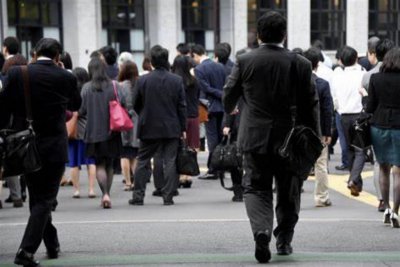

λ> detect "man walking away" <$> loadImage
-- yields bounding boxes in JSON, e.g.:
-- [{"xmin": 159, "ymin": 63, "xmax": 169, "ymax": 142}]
[{"xmin": 223, "ymin": 11, "xmax": 319, "ymax": 263}]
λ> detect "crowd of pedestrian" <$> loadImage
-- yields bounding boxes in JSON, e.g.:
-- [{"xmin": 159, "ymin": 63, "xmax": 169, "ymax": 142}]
[{"xmin": 0, "ymin": 10, "xmax": 400, "ymax": 266}]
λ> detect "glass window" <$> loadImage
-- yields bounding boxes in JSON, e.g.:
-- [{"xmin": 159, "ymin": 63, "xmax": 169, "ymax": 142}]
[
  {"xmin": 101, "ymin": 0, "xmax": 145, "ymax": 54},
  {"xmin": 247, "ymin": 0, "xmax": 287, "ymax": 48},
  {"xmin": 368, "ymin": 0, "xmax": 399, "ymax": 46},
  {"xmin": 182, "ymin": 0, "xmax": 219, "ymax": 53},
  {"xmin": 310, "ymin": 0, "xmax": 346, "ymax": 50}
]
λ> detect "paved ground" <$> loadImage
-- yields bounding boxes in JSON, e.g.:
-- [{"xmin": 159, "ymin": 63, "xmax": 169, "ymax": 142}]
[{"xmin": 1, "ymin": 144, "xmax": 400, "ymax": 267}]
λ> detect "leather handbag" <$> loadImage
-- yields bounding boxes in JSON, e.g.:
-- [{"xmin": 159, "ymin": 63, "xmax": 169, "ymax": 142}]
[
  {"xmin": 210, "ymin": 135, "xmax": 242, "ymax": 171},
  {"xmin": 0, "ymin": 66, "xmax": 42, "ymax": 178},
  {"xmin": 277, "ymin": 53, "xmax": 323, "ymax": 180},
  {"xmin": 66, "ymin": 111, "xmax": 78, "ymax": 139},
  {"xmin": 176, "ymin": 139, "xmax": 200, "ymax": 176},
  {"xmin": 349, "ymin": 111, "xmax": 372, "ymax": 150},
  {"xmin": 109, "ymin": 81, "xmax": 133, "ymax": 132}
]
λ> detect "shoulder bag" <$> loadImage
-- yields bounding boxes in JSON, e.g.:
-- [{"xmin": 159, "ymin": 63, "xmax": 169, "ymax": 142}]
[
  {"xmin": 349, "ymin": 111, "xmax": 372, "ymax": 150},
  {"xmin": 277, "ymin": 53, "xmax": 324, "ymax": 180},
  {"xmin": 0, "ymin": 66, "xmax": 42, "ymax": 178},
  {"xmin": 109, "ymin": 81, "xmax": 133, "ymax": 132}
]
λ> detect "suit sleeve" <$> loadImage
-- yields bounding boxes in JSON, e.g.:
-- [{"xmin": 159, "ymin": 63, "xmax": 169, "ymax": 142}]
[
  {"xmin": 366, "ymin": 75, "xmax": 378, "ymax": 114},
  {"xmin": 319, "ymin": 81, "xmax": 333, "ymax": 137},
  {"xmin": 194, "ymin": 67, "xmax": 223, "ymax": 99},
  {"xmin": 132, "ymin": 80, "xmax": 143, "ymax": 114},
  {"xmin": 78, "ymin": 86, "xmax": 87, "ymax": 117},
  {"xmin": 0, "ymin": 73, "xmax": 14, "ymax": 128},
  {"xmin": 177, "ymin": 81, "xmax": 187, "ymax": 132},
  {"xmin": 223, "ymin": 62, "xmax": 243, "ymax": 114}
]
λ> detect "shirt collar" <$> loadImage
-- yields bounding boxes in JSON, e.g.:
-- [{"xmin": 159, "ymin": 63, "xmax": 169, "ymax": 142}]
[
  {"xmin": 5, "ymin": 54, "xmax": 14, "ymax": 60},
  {"xmin": 37, "ymin": 56, "xmax": 52, "ymax": 61},
  {"xmin": 200, "ymin": 56, "xmax": 210, "ymax": 64}
]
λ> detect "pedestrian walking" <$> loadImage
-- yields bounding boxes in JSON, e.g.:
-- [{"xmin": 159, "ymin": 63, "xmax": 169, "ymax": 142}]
[
  {"xmin": 0, "ymin": 38, "xmax": 81, "ymax": 267},
  {"xmin": 223, "ymin": 11, "xmax": 319, "ymax": 263}
]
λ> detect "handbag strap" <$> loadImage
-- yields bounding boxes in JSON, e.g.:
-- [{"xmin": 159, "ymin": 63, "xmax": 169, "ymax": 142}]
[
  {"xmin": 112, "ymin": 81, "xmax": 119, "ymax": 102},
  {"xmin": 218, "ymin": 172, "xmax": 234, "ymax": 191},
  {"xmin": 288, "ymin": 52, "xmax": 298, "ymax": 128},
  {"xmin": 20, "ymin": 66, "xmax": 33, "ymax": 127}
]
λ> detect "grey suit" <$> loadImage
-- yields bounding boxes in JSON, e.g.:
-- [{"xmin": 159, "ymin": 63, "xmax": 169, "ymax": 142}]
[{"xmin": 223, "ymin": 44, "xmax": 319, "ymax": 245}]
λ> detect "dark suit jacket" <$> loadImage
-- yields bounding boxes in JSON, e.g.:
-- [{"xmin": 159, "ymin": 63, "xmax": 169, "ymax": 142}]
[
  {"xmin": 223, "ymin": 45, "xmax": 320, "ymax": 153},
  {"xmin": 366, "ymin": 72, "xmax": 400, "ymax": 129},
  {"xmin": 194, "ymin": 59, "xmax": 226, "ymax": 113},
  {"xmin": 132, "ymin": 68, "xmax": 186, "ymax": 140},
  {"xmin": 313, "ymin": 74, "xmax": 333, "ymax": 137},
  {"xmin": 0, "ymin": 60, "xmax": 81, "ymax": 162}
]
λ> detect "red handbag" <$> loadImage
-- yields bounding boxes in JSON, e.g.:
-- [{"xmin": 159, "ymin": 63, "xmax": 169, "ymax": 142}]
[{"xmin": 109, "ymin": 81, "xmax": 133, "ymax": 132}]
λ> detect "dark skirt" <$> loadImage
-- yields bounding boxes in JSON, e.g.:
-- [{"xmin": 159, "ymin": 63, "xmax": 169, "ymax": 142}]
[
  {"xmin": 121, "ymin": 146, "xmax": 138, "ymax": 159},
  {"xmin": 371, "ymin": 126, "xmax": 400, "ymax": 166},
  {"xmin": 186, "ymin": 117, "xmax": 200, "ymax": 149},
  {"xmin": 86, "ymin": 134, "xmax": 122, "ymax": 160}
]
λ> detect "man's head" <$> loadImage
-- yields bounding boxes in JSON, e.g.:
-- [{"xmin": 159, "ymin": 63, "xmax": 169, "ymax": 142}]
[
  {"xmin": 303, "ymin": 48, "xmax": 321, "ymax": 71},
  {"xmin": 340, "ymin": 46, "xmax": 358, "ymax": 67},
  {"xmin": 257, "ymin": 11, "xmax": 287, "ymax": 44},
  {"xmin": 35, "ymin": 38, "xmax": 63, "ymax": 60},
  {"xmin": 176, "ymin": 43, "xmax": 190, "ymax": 56},
  {"xmin": 99, "ymin": 46, "xmax": 118, "ymax": 66},
  {"xmin": 191, "ymin": 44, "xmax": 206, "ymax": 65},
  {"xmin": 214, "ymin": 43, "xmax": 230, "ymax": 64},
  {"xmin": 150, "ymin": 45, "xmax": 169, "ymax": 70},
  {"xmin": 366, "ymin": 36, "xmax": 380, "ymax": 65},
  {"xmin": 2, "ymin": 37, "xmax": 19, "ymax": 57},
  {"xmin": 376, "ymin": 38, "xmax": 395, "ymax": 62}
]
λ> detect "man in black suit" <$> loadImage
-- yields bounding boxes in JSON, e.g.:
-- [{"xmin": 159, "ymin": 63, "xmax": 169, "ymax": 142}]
[
  {"xmin": 129, "ymin": 45, "xmax": 186, "ymax": 206},
  {"xmin": 0, "ymin": 38, "xmax": 81, "ymax": 266},
  {"xmin": 223, "ymin": 12, "xmax": 319, "ymax": 263},
  {"xmin": 192, "ymin": 44, "xmax": 226, "ymax": 179}
]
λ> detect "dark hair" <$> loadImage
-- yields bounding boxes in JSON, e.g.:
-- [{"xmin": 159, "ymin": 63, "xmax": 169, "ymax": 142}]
[
  {"xmin": 88, "ymin": 57, "xmax": 110, "ymax": 90},
  {"xmin": 90, "ymin": 50, "xmax": 102, "ymax": 59},
  {"xmin": 340, "ymin": 46, "xmax": 358, "ymax": 67},
  {"xmin": 191, "ymin": 44, "xmax": 206, "ymax": 57},
  {"xmin": 303, "ymin": 48, "xmax": 320, "ymax": 70},
  {"xmin": 60, "ymin": 51, "xmax": 73, "ymax": 70},
  {"xmin": 312, "ymin": 40, "xmax": 324, "ymax": 50},
  {"xmin": 172, "ymin": 55, "xmax": 195, "ymax": 88},
  {"xmin": 142, "ymin": 57, "xmax": 152, "ymax": 72},
  {"xmin": 35, "ymin": 38, "xmax": 63, "ymax": 59},
  {"xmin": 3, "ymin": 36, "xmax": 19, "ymax": 55},
  {"xmin": 375, "ymin": 39, "xmax": 395, "ymax": 62},
  {"xmin": 215, "ymin": 43, "xmax": 230, "ymax": 64},
  {"xmin": 72, "ymin": 67, "xmax": 89, "ymax": 92},
  {"xmin": 380, "ymin": 47, "xmax": 400, "ymax": 73},
  {"xmin": 150, "ymin": 45, "xmax": 169, "ymax": 70},
  {"xmin": 221, "ymin": 42, "xmax": 232, "ymax": 56},
  {"xmin": 99, "ymin": 46, "xmax": 117, "ymax": 65},
  {"xmin": 292, "ymin": 47, "xmax": 304, "ymax": 56},
  {"xmin": 118, "ymin": 61, "xmax": 139, "ymax": 84},
  {"xmin": 1, "ymin": 54, "xmax": 27, "ymax": 74},
  {"xmin": 176, "ymin": 43, "xmax": 190, "ymax": 55},
  {"xmin": 367, "ymin": 36, "xmax": 380, "ymax": 53},
  {"xmin": 257, "ymin": 11, "xmax": 287, "ymax": 43},
  {"xmin": 0, "ymin": 52, "xmax": 5, "ymax": 71}
]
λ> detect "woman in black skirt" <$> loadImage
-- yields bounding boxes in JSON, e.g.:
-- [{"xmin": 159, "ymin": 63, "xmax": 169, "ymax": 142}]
[
  {"xmin": 367, "ymin": 47, "xmax": 400, "ymax": 228},
  {"xmin": 79, "ymin": 57, "xmax": 125, "ymax": 208}
]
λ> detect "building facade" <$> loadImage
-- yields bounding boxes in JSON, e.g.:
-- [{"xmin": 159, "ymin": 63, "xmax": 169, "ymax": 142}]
[{"xmin": 0, "ymin": 0, "xmax": 398, "ymax": 69}]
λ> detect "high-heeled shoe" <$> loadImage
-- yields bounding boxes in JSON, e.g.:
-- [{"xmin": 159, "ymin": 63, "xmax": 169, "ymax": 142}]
[
  {"xmin": 383, "ymin": 208, "xmax": 392, "ymax": 224},
  {"xmin": 391, "ymin": 212, "xmax": 399, "ymax": 228},
  {"xmin": 101, "ymin": 198, "xmax": 112, "ymax": 209}
]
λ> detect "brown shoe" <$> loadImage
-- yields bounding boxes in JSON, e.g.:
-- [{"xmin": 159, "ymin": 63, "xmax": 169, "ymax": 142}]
[{"xmin": 348, "ymin": 182, "xmax": 360, "ymax": 197}]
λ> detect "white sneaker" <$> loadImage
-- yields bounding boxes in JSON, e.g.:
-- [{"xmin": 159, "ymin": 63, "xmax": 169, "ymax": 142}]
[
  {"xmin": 391, "ymin": 212, "xmax": 399, "ymax": 228},
  {"xmin": 383, "ymin": 208, "xmax": 392, "ymax": 224}
]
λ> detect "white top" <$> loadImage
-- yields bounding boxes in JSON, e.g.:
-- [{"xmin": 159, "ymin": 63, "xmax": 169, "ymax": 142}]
[
  {"xmin": 331, "ymin": 64, "xmax": 365, "ymax": 114},
  {"xmin": 316, "ymin": 61, "xmax": 334, "ymax": 87}
]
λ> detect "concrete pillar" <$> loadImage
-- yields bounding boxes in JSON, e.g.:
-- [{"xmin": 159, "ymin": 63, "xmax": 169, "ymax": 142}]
[
  {"xmin": 346, "ymin": 0, "xmax": 368, "ymax": 55},
  {"xmin": 220, "ymin": 0, "xmax": 247, "ymax": 57},
  {"xmin": 0, "ymin": 0, "xmax": 8, "ymax": 41},
  {"xmin": 62, "ymin": 0, "xmax": 102, "ymax": 69},
  {"xmin": 287, "ymin": 0, "xmax": 310, "ymax": 50},
  {"xmin": 147, "ymin": 0, "xmax": 181, "ymax": 62}
]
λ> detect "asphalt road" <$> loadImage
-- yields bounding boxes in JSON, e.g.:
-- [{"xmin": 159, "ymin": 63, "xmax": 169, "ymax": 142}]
[{"xmin": 1, "ymin": 145, "xmax": 399, "ymax": 267}]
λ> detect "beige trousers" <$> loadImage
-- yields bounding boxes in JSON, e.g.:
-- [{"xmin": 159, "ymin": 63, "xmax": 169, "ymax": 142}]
[{"xmin": 314, "ymin": 146, "xmax": 330, "ymax": 203}]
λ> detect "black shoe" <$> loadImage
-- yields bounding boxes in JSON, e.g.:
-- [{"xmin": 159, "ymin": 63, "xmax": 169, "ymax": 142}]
[
  {"xmin": 13, "ymin": 199, "xmax": 23, "ymax": 208},
  {"xmin": 128, "ymin": 199, "xmax": 144, "ymax": 206},
  {"xmin": 181, "ymin": 180, "xmax": 192, "ymax": 188},
  {"xmin": 47, "ymin": 247, "xmax": 60, "ymax": 259},
  {"xmin": 14, "ymin": 249, "xmax": 40, "ymax": 266},
  {"xmin": 0, "ymin": 200, "xmax": 2, "ymax": 209},
  {"xmin": 254, "ymin": 231, "xmax": 271, "ymax": 263},
  {"xmin": 378, "ymin": 200, "xmax": 385, "ymax": 212},
  {"xmin": 173, "ymin": 190, "xmax": 179, "ymax": 196},
  {"xmin": 198, "ymin": 173, "xmax": 217, "ymax": 180},
  {"xmin": 232, "ymin": 195, "xmax": 243, "ymax": 202},
  {"xmin": 5, "ymin": 196, "xmax": 12, "ymax": 203},
  {"xmin": 152, "ymin": 189, "xmax": 162, "ymax": 197},
  {"xmin": 163, "ymin": 198, "xmax": 174, "ymax": 205},
  {"xmin": 276, "ymin": 242, "xmax": 293, "ymax": 255},
  {"xmin": 335, "ymin": 165, "xmax": 349, "ymax": 171},
  {"xmin": 22, "ymin": 192, "xmax": 27, "ymax": 202}
]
